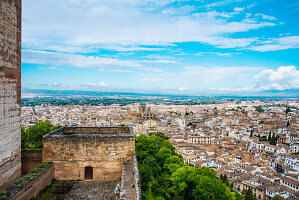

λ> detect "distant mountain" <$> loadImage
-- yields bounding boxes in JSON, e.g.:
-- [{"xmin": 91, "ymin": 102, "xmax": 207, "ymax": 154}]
[
  {"xmin": 21, "ymin": 89, "xmax": 183, "ymax": 97},
  {"xmin": 259, "ymin": 89, "xmax": 299, "ymax": 96},
  {"xmin": 22, "ymin": 88, "xmax": 299, "ymax": 98}
]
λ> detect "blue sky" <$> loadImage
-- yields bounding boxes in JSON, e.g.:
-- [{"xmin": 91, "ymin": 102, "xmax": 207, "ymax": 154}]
[{"xmin": 22, "ymin": 0, "xmax": 299, "ymax": 95}]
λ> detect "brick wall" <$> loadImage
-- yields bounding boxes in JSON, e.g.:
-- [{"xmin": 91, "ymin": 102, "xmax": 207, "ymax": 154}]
[{"xmin": 0, "ymin": 0, "xmax": 22, "ymax": 190}]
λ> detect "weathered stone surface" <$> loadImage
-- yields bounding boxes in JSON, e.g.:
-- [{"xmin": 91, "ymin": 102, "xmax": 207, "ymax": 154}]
[
  {"xmin": 0, "ymin": 164, "xmax": 54, "ymax": 200},
  {"xmin": 133, "ymin": 154, "xmax": 141, "ymax": 200},
  {"xmin": 0, "ymin": 0, "xmax": 22, "ymax": 190},
  {"xmin": 21, "ymin": 149, "xmax": 43, "ymax": 174},
  {"xmin": 42, "ymin": 127, "xmax": 135, "ymax": 181},
  {"xmin": 120, "ymin": 161, "xmax": 135, "ymax": 200},
  {"xmin": 64, "ymin": 180, "xmax": 118, "ymax": 200}
]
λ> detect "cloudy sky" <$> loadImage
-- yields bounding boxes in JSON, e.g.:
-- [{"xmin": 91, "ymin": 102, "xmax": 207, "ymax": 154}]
[{"xmin": 22, "ymin": 0, "xmax": 299, "ymax": 95}]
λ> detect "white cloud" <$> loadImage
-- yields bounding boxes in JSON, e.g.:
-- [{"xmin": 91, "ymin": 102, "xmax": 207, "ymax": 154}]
[
  {"xmin": 146, "ymin": 54, "xmax": 174, "ymax": 60},
  {"xmin": 179, "ymin": 87, "xmax": 188, "ymax": 91},
  {"xmin": 161, "ymin": 5, "xmax": 196, "ymax": 16},
  {"xmin": 254, "ymin": 66, "xmax": 299, "ymax": 90},
  {"xmin": 204, "ymin": 37, "xmax": 258, "ymax": 48},
  {"xmin": 250, "ymin": 36, "xmax": 299, "ymax": 51},
  {"xmin": 22, "ymin": 50, "xmax": 160, "ymax": 72},
  {"xmin": 139, "ymin": 54, "xmax": 178, "ymax": 64},
  {"xmin": 139, "ymin": 59, "xmax": 178, "ymax": 64},
  {"xmin": 139, "ymin": 65, "xmax": 299, "ymax": 93},
  {"xmin": 86, "ymin": 82, "xmax": 107, "ymax": 87},
  {"xmin": 205, "ymin": 0, "xmax": 242, "ymax": 8},
  {"xmin": 104, "ymin": 46, "xmax": 164, "ymax": 52},
  {"xmin": 39, "ymin": 66, "xmax": 58, "ymax": 70},
  {"xmin": 23, "ymin": 0, "xmax": 278, "ymax": 51},
  {"xmin": 212, "ymin": 87, "xmax": 251, "ymax": 92},
  {"xmin": 140, "ymin": 65, "xmax": 264, "ymax": 90},
  {"xmin": 47, "ymin": 83, "xmax": 58, "ymax": 86},
  {"xmin": 194, "ymin": 52, "xmax": 239, "ymax": 56},
  {"xmin": 255, "ymin": 13, "xmax": 276, "ymax": 20},
  {"xmin": 234, "ymin": 7, "xmax": 244, "ymax": 12}
]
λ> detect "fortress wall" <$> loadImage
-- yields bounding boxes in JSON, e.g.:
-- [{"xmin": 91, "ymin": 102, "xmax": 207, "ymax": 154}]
[
  {"xmin": 1, "ymin": 164, "xmax": 54, "ymax": 200},
  {"xmin": 63, "ymin": 127, "xmax": 132, "ymax": 134},
  {"xmin": 21, "ymin": 150, "xmax": 43, "ymax": 174},
  {"xmin": 0, "ymin": 0, "xmax": 21, "ymax": 190},
  {"xmin": 42, "ymin": 136, "xmax": 135, "ymax": 180}
]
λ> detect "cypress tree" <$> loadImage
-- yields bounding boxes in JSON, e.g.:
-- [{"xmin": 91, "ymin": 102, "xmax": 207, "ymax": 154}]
[{"xmin": 268, "ymin": 131, "xmax": 272, "ymax": 141}]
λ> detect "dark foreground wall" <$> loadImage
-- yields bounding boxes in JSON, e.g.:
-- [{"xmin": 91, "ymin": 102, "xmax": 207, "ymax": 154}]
[
  {"xmin": 0, "ymin": 0, "xmax": 22, "ymax": 190},
  {"xmin": 0, "ymin": 163, "xmax": 54, "ymax": 200},
  {"xmin": 21, "ymin": 149, "xmax": 43, "ymax": 174}
]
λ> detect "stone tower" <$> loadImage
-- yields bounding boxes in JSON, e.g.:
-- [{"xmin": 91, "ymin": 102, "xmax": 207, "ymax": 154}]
[{"xmin": 0, "ymin": 0, "xmax": 22, "ymax": 190}]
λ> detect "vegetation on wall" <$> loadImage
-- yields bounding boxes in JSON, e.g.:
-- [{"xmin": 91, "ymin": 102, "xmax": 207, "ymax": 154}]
[
  {"xmin": 135, "ymin": 132, "xmax": 244, "ymax": 200},
  {"xmin": 21, "ymin": 121, "xmax": 61, "ymax": 149},
  {"xmin": 0, "ymin": 162, "xmax": 53, "ymax": 199}
]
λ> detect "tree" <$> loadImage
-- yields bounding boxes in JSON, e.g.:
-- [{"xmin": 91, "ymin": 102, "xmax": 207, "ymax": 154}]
[
  {"xmin": 157, "ymin": 147, "xmax": 173, "ymax": 166},
  {"xmin": 143, "ymin": 156, "xmax": 161, "ymax": 178},
  {"xmin": 170, "ymin": 166, "xmax": 199, "ymax": 199},
  {"xmin": 140, "ymin": 160, "xmax": 152, "ymax": 190},
  {"xmin": 255, "ymin": 106, "xmax": 264, "ymax": 112},
  {"xmin": 136, "ymin": 134, "xmax": 159, "ymax": 161},
  {"xmin": 197, "ymin": 166, "xmax": 217, "ymax": 177},
  {"xmin": 268, "ymin": 131, "xmax": 272, "ymax": 141},
  {"xmin": 149, "ymin": 132, "xmax": 170, "ymax": 140},
  {"xmin": 164, "ymin": 155, "xmax": 184, "ymax": 174},
  {"xmin": 21, "ymin": 121, "xmax": 61, "ymax": 149},
  {"xmin": 136, "ymin": 133, "xmax": 237, "ymax": 200},
  {"xmin": 220, "ymin": 174, "xmax": 230, "ymax": 188},
  {"xmin": 220, "ymin": 174, "xmax": 224, "ymax": 182},
  {"xmin": 235, "ymin": 192, "xmax": 243, "ymax": 200},
  {"xmin": 193, "ymin": 176, "xmax": 233, "ymax": 200},
  {"xmin": 273, "ymin": 195, "xmax": 283, "ymax": 200},
  {"xmin": 285, "ymin": 107, "xmax": 291, "ymax": 114},
  {"xmin": 242, "ymin": 189, "xmax": 257, "ymax": 200},
  {"xmin": 269, "ymin": 133, "xmax": 279, "ymax": 146}
]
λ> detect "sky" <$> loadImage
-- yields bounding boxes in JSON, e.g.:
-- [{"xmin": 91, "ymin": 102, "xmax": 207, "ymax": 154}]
[{"xmin": 22, "ymin": 0, "xmax": 299, "ymax": 95}]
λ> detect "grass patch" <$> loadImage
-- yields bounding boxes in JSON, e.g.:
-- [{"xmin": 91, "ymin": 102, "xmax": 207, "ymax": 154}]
[
  {"xmin": 15, "ymin": 162, "xmax": 53, "ymax": 189},
  {"xmin": 0, "ymin": 162, "xmax": 53, "ymax": 200}
]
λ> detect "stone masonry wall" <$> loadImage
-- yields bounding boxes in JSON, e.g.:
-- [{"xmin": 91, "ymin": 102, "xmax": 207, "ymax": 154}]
[
  {"xmin": 21, "ymin": 150, "xmax": 42, "ymax": 175},
  {"xmin": 63, "ymin": 127, "xmax": 132, "ymax": 135},
  {"xmin": 0, "ymin": 0, "xmax": 22, "ymax": 190},
  {"xmin": 0, "ymin": 164, "xmax": 54, "ymax": 200},
  {"xmin": 42, "ymin": 136, "xmax": 135, "ymax": 181}
]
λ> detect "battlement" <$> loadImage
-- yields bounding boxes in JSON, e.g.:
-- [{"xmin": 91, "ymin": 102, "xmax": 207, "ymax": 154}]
[{"xmin": 44, "ymin": 126, "xmax": 134, "ymax": 138}]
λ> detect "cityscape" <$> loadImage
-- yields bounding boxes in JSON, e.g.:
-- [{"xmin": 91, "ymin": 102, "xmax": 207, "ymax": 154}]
[
  {"xmin": 0, "ymin": 0, "xmax": 298, "ymax": 200},
  {"xmin": 20, "ymin": 93, "xmax": 299, "ymax": 199}
]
